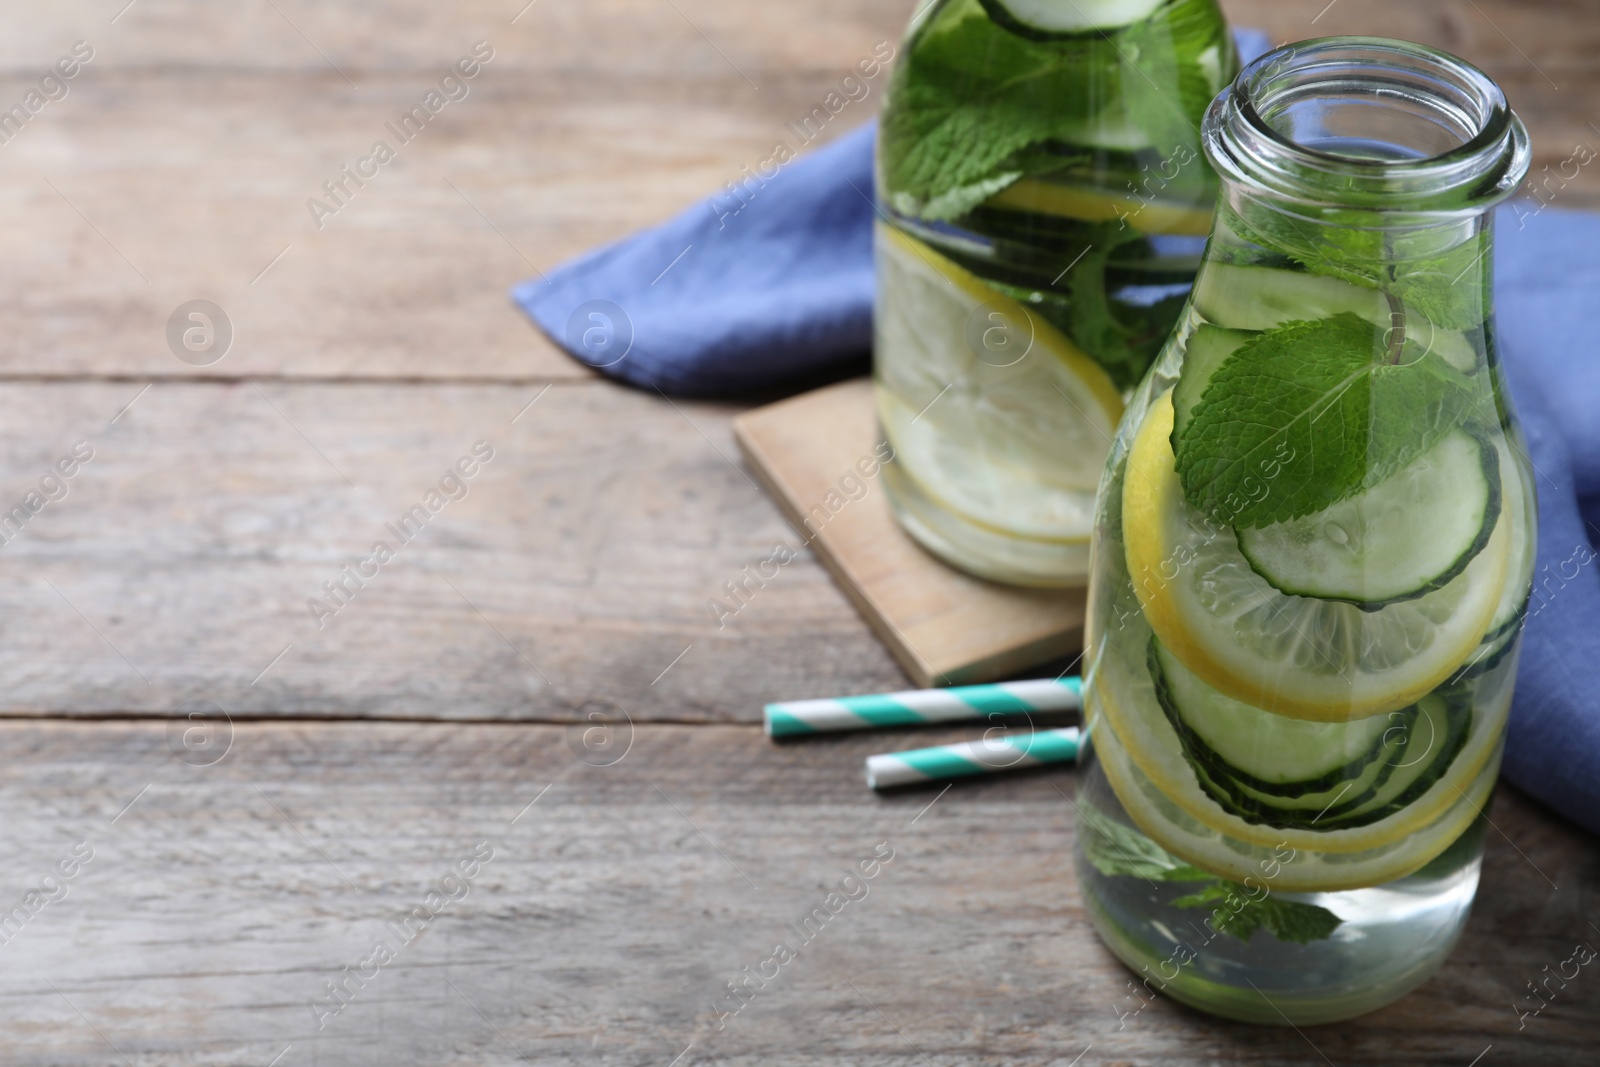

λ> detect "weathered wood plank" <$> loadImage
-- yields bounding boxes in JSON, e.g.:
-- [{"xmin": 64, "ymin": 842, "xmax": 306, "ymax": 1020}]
[
  {"xmin": 0, "ymin": 0, "xmax": 910, "ymax": 381},
  {"xmin": 0, "ymin": 379, "xmax": 905, "ymax": 719},
  {"xmin": 735, "ymin": 377, "xmax": 1085, "ymax": 687},
  {"xmin": 0, "ymin": 0, "xmax": 908, "ymax": 76},
  {"xmin": 1225, "ymin": 0, "xmax": 1600, "ymax": 211},
  {"xmin": 0, "ymin": 69, "xmax": 868, "ymax": 383},
  {"xmin": 0, "ymin": 0, "xmax": 1590, "ymax": 381},
  {"xmin": 0, "ymin": 720, "xmax": 1590, "ymax": 1065}
]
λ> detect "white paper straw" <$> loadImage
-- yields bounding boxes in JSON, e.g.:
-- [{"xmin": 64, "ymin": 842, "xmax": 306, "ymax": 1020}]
[
  {"xmin": 864, "ymin": 727, "xmax": 1082, "ymax": 790},
  {"xmin": 766, "ymin": 677, "xmax": 1081, "ymax": 738}
]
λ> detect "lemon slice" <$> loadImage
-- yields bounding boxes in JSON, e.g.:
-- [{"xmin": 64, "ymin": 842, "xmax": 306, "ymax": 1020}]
[
  {"xmin": 987, "ymin": 179, "xmax": 1214, "ymax": 236},
  {"xmin": 1088, "ymin": 705, "xmax": 1500, "ymax": 892},
  {"xmin": 1122, "ymin": 392, "xmax": 1509, "ymax": 721},
  {"xmin": 875, "ymin": 222, "xmax": 1124, "ymax": 541},
  {"xmin": 1089, "ymin": 593, "xmax": 1514, "ymax": 854}
]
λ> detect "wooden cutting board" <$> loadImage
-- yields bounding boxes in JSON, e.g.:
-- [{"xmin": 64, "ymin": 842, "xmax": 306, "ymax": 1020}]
[{"xmin": 733, "ymin": 377, "xmax": 1086, "ymax": 688}]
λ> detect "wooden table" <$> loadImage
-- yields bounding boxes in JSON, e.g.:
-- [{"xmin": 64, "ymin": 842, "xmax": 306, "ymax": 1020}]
[{"xmin": 0, "ymin": 1, "xmax": 1592, "ymax": 1063}]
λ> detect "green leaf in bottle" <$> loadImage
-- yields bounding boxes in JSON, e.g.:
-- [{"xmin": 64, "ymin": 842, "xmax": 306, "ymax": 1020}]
[
  {"xmin": 1174, "ymin": 312, "xmax": 1479, "ymax": 528},
  {"xmin": 1079, "ymin": 799, "xmax": 1343, "ymax": 945},
  {"xmin": 881, "ymin": 0, "xmax": 1231, "ymax": 220}
]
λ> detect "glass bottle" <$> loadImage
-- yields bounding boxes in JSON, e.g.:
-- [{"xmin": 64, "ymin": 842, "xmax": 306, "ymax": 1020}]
[
  {"xmin": 874, "ymin": 0, "xmax": 1237, "ymax": 587},
  {"xmin": 1074, "ymin": 36, "xmax": 1533, "ymax": 1024}
]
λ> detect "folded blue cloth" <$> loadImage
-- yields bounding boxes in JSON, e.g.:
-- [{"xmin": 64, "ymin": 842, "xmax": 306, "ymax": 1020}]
[
  {"xmin": 514, "ymin": 31, "xmax": 1272, "ymax": 397},
  {"xmin": 513, "ymin": 123, "xmax": 877, "ymax": 396},
  {"xmin": 514, "ymin": 37, "xmax": 1600, "ymax": 838},
  {"xmin": 1490, "ymin": 209, "xmax": 1600, "ymax": 835}
]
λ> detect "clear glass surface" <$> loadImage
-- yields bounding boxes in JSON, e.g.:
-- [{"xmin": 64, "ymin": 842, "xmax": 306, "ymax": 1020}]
[
  {"xmin": 1074, "ymin": 36, "xmax": 1534, "ymax": 1024},
  {"xmin": 874, "ymin": 0, "xmax": 1237, "ymax": 586}
]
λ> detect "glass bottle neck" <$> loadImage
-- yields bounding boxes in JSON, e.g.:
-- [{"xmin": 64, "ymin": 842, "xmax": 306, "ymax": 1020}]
[
  {"xmin": 1203, "ymin": 37, "xmax": 1529, "ymax": 232},
  {"xmin": 1200, "ymin": 36, "xmax": 1527, "ymax": 288}
]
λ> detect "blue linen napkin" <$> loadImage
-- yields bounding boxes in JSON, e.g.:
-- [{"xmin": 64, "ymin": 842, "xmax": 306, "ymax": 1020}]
[
  {"xmin": 513, "ymin": 122, "xmax": 877, "ymax": 396},
  {"xmin": 513, "ymin": 37, "xmax": 1600, "ymax": 837},
  {"xmin": 1488, "ymin": 209, "xmax": 1600, "ymax": 835},
  {"xmin": 514, "ymin": 30, "xmax": 1272, "ymax": 397}
]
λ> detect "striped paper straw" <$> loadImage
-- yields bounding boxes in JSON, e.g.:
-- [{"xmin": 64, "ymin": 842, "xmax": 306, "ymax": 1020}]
[
  {"xmin": 864, "ymin": 727, "xmax": 1082, "ymax": 790},
  {"xmin": 765, "ymin": 677, "xmax": 1081, "ymax": 739}
]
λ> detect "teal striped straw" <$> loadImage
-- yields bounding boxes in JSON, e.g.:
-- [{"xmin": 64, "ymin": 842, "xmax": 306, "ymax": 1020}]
[
  {"xmin": 764, "ymin": 677, "xmax": 1081, "ymax": 738},
  {"xmin": 864, "ymin": 727, "xmax": 1083, "ymax": 790}
]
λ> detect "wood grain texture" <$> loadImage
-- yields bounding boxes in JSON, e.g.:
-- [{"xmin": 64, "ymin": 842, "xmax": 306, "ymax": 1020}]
[
  {"xmin": 0, "ymin": 0, "xmax": 1590, "ymax": 381},
  {"xmin": 0, "ymin": 0, "xmax": 911, "ymax": 381},
  {"xmin": 0, "ymin": 719, "xmax": 1590, "ymax": 1066},
  {"xmin": 735, "ymin": 377, "xmax": 1085, "ymax": 688},
  {"xmin": 0, "ymin": 379, "xmax": 909, "ymax": 720},
  {"xmin": 0, "ymin": 1, "xmax": 1592, "ymax": 1062},
  {"xmin": 1223, "ymin": 0, "xmax": 1600, "ymax": 207}
]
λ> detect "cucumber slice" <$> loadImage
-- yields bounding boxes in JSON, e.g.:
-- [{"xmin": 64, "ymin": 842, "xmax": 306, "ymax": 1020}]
[
  {"xmin": 1188, "ymin": 742, "xmax": 1399, "ymax": 827},
  {"xmin": 1091, "ymin": 697, "xmax": 1501, "ymax": 889},
  {"xmin": 1448, "ymin": 437, "xmax": 1535, "ymax": 681},
  {"xmin": 978, "ymin": 0, "xmax": 1170, "ymax": 38},
  {"xmin": 1193, "ymin": 263, "xmax": 1480, "ymax": 373},
  {"xmin": 1237, "ymin": 430, "xmax": 1501, "ymax": 608},
  {"xmin": 1170, "ymin": 324, "xmax": 1250, "ymax": 442},
  {"xmin": 1302, "ymin": 695, "xmax": 1472, "ymax": 830},
  {"xmin": 1126, "ymin": 392, "xmax": 1511, "ymax": 722},
  {"xmin": 1194, "ymin": 263, "xmax": 1388, "ymax": 329},
  {"xmin": 1482, "ymin": 436, "xmax": 1536, "ymax": 636},
  {"xmin": 1454, "ymin": 607, "xmax": 1526, "ymax": 683},
  {"xmin": 1149, "ymin": 638, "xmax": 1399, "ymax": 793},
  {"xmin": 1192, "ymin": 694, "xmax": 1469, "ymax": 831},
  {"xmin": 1092, "ymin": 576, "xmax": 1514, "ymax": 858}
]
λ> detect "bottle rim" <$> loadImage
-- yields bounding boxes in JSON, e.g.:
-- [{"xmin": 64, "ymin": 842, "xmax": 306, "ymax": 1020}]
[{"xmin": 1203, "ymin": 36, "xmax": 1531, "ymax": 221}]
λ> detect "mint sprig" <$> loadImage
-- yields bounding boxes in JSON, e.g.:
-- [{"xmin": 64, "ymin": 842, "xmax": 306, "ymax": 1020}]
[
  {"xmin": 1222, "ymin": 200, "xmax": 1490, "ymax": 331},
  {"xmin": 956, "ymin": 217, "xmax": 1181, "ymax": 389},
  {"xmin": 1080, "ymin": 802, "xmax": 1342, "ymax": 945},
  {"xmin": 1081, "ymin": 800, "xmax": 1214, "ymax": 883},
  {"xmin": 1174, "ymin": 312, "xmax": 1476, "ymax": 528},
  {"xmin": 1169, "ymin": 882, "xmax": 1344, "ymax": 944},
  {"xmin": 880, "ymin": 0, "xmax": 1228, "ymax": 220},
  {"xmin": 1064, "ymin": 224, "xmax": 1165, "ymax": 389},
  {"xmin": 1386, "ymin": 241, "xmax": 1489, "ymax": 331}
]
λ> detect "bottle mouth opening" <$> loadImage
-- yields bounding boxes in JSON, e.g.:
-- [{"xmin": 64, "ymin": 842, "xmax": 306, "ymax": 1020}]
[{"xmin": 1205, "ymin": 36, "xmax": 1530, "ymax": 218}]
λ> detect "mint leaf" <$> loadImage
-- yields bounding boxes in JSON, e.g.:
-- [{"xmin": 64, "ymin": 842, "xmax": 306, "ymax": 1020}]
[
  {"xmin": 1220, "ymin": 200, "xmax": 1489, "ymax": 330},
  {"xmin": 1065, "ymin": 236, "xmax": 1130, "ymax": 334},
  {"xmin": 880, "ymin": 0, "xmax": 1229, "ymax": 220},
  {"xmin": 1385, "ymin": 238, "xmax": 1490, "ymax": 331},
  {"xmin": 1167, "ymin": 883, "xmax": 1232, "ymax": 908},
  {"xmin": 1221, "ymin": 199, "xmax": 1384, "ymax": 289},
  {"xmin": 1064, "ymin": 224, "xmax": 1161, "ymax": 389},
  {"xmin": 953, "ymin": 218, "xmax": 1183, "ymax": 389},
  {"xmin": 1170, "ymin": 884, "xmax": 1262, "ymax": 941},
  {"xmin": 1079, "ymin": 801, "xmax": 1212, "ymax": 882},
  {"xmin": 882, "ymin": 7, "xmax": 1106, "ymax": 219},
  {"xmin": 1254, "ymin": 895, "xmax": 1344, "ymax": 944},
  {"xmin": 1080, "ymin": 802, "xmax": 1342, "ymax": 945},
  {"xmin": 1174, "ymin": 312, "xmax": 1475, "ymax": 528},
  {"xmin": 1169, "ymin": 883, "xmax": 1342, "ymax": 944}
]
